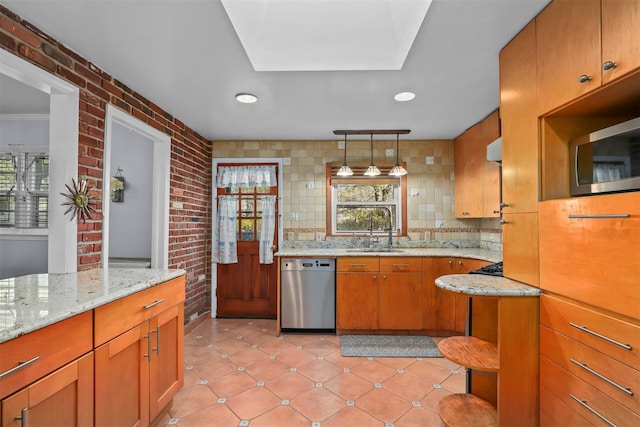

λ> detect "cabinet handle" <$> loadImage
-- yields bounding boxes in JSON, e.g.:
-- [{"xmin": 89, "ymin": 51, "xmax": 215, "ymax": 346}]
[
  {"xmin": 499, "ymin": 220, "xmax": 509, "ymax": 224},
  {"xmin": 569, "ymin": 322, "xmax": 632, "ymax": 351},
  {"xmin": 462, "ymin": 211, "xmax": 469, "ymax": 216},
  {"xmin": 0, "ymin": 356, "xmax": 40, "ymax": 379},
  {"xmin": 152, "ymin": 326, "xmax": 161, "ymax": 356},
  {"xmin": 578, "ymin": 74, "xmax": 592, "ymax": 84},
  {"xmin": 143, "ymin": 299, "xmax": 165, "ymax": 310},
  {"xmin": 499, "ymin": 202, "xmax": 509, "ymax": 208},
  {"xmin": 568, "ymin": 214, "xmax": 630, "ymax": 219},
  {"xmin": 570, "ymin": 359, "xmax": 633, "ymax": 396},
  {"xmin": 602, "ymin": 61, "xmax": 618, "ymax": 71},
  {"xmin": 448, "ymin": 260, "xmax": 453, "ymax": 265},
  {"xmin": 144, "ymin": 332, "xmax": 153, "ymax": 362},
  {"xmin": 383, "ymin": 275, "xmax": 387, "ymax": 280},
  {"xmin": 492, "ymin": 210, "xmax": 500, "ymax": 214},
  {"xmin": 14, "ymin": 408, "xmax": 28, "ymax": 427},
  {"xmin": 569, "ymin": 394, "xmax": 617, "ymax": 427}
]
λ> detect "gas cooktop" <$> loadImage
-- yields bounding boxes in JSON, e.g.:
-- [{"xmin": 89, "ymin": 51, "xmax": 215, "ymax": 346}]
[{"xmin": 469, "ymin": 261, "xmax": 503, "ymax": 277}]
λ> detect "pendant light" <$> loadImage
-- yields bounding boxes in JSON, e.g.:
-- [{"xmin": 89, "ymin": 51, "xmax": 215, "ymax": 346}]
[
  {"xmin": 389, "ymin": 133, "xmax": 408, "ymax": 176},
  {"xmin": 364, "ymin": 133, "xmax": 381, "ymax": 176},
  {"xmin": 336, "ymin": 134, "xmax": 353, "ymax": 176}
]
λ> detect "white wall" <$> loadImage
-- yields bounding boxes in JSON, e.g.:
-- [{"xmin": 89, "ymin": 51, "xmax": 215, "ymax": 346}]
[
  {"xmin": 108, "ymin": 121, "xmax": 154, "ymax": 259},
  {"xmin": 0, "ymin": 116, "xmax": 49, "ymax": 279}
]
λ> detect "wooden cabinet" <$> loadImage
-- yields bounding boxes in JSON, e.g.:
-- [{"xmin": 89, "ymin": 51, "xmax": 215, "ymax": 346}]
[
  {"xmin": 423, "ymin": 257, "xmax": 489, "ymax": 336},
  {"xmin": 438, "ymin": 293, "xmax": 539, "ymax": 427},
  {"xmin": 454, "ymin": 110, "xmax": 501, "ymax": 219},
  {"xmin": 94, "ymin": 276, "xmax": 185, "ymax": 427},
  {"xmin": 379, "ymin": 257, "xmax": 422, "ymax": 330},
  {"xmin": 498, "ymin": 20, "xmax": 540, "ymax": 287},
  {"xmin": 540, "ymin": 295, "xmax": 640, "ymax": 426},
  {"xmin": 0, "ymin": 311, "xmax": 93, "ymax": 401},
  {"xmin": 539, "ymin": 192, "xmax": 639, "ymax": 319},
  {"xmin": 336, "ymin": 257, "xmax": 380, "ymax": 330},
  {"xmin": 536, "ymin": 0, "xmax": 640, "ymax": 115},
  {"xmin": 1, "ymin": 353, "xmax": 93, "ymax": 427}
]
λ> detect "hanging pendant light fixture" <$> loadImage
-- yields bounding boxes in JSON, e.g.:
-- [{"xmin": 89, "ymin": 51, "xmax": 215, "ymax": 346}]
[
  {"xmin": 364, "ymin": 133, "xmax": 381, "ymax": 176},
  {"xmin": 389, "ymin": 133, "xmax": 408, "ymax": 176},
  {"xmin": 336, "ymin": 134, "xmax": 353, "ymax": 176}
]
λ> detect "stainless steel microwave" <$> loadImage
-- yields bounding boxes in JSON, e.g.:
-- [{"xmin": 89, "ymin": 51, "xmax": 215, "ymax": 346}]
[{"xmin": 569, "ymin": 117, "xmax": 640, "ymax": 196}]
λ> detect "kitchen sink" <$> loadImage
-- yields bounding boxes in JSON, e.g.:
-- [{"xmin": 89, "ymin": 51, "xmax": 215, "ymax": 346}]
[{"xmin": 345, "ymin": 248, "xmax": 405, "ymax": 253}]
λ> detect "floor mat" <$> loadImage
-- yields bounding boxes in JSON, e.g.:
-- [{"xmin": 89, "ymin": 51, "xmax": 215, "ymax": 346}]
[{"xmin": 340, "ymin": 335, "xmax": 442, "ymax": 358}]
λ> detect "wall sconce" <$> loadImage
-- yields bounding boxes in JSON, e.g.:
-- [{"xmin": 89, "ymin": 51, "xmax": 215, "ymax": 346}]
[{"xmin": 110, "ymin": 167, "xmax": 125, "ymax": 202}]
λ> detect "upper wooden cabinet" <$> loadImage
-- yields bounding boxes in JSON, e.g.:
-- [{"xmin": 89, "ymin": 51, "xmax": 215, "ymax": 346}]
[
  {"xmin": 454, "ymin": 110, "xmax": 501, "ymax": 219},
  {"xmin": 536, "ymin": 0, "xmax": 640, "ymax": 115}
]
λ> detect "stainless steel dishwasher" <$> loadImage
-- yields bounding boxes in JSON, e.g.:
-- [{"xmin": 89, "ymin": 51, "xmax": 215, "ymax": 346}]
[{"xmin": 280, "ymin": 258, "xmax": 336, "ymax": 332}]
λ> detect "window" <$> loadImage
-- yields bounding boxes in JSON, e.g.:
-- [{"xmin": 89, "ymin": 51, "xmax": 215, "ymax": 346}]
[
  {"xmin": 0, "ymin": 151, "xmax": 49, "ymax": 229},
  {"xmin": 327, "ymin": 163, "xmax": 407, "ymax": 235}
]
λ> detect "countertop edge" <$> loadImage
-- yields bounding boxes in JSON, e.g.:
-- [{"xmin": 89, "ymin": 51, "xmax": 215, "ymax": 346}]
[
  {"xmin": 275, "ymin": 248, "xmax": 501, "ymax": 263},
  {"xmin": 435, "ymin": 274, "xmax": 541, "ymax": 297}
]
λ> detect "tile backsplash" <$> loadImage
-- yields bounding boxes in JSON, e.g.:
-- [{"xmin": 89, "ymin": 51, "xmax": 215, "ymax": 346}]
[{"xmin": 212, "ymin": 139, "xmax": 501, "ymax": 251}]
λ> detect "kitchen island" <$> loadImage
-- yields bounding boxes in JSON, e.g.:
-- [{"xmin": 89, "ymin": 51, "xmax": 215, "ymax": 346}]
[{"xmin": 0, "ymin": 268, "xmax": 186, "ymax": 427}]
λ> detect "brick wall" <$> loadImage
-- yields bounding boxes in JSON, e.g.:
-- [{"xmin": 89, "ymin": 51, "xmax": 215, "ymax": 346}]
[{"xmin": 0, "ymin": 5, "xmax": 212, "ymax": 322}]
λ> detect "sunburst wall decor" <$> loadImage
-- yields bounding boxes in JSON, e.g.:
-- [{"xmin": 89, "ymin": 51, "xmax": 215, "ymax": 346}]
[{"xmin": 60, "ymin": 178, "xmax": 97, "ymax": 222}]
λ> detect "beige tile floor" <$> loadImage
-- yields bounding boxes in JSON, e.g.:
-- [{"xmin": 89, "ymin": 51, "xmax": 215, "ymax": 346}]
[{"xmin": 157, "ymin": 318, "xmax": 465, "ymax": 426}]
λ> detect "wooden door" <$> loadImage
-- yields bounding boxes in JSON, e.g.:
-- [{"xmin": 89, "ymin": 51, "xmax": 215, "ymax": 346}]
[
  {"xmin": 454, "ymin": 128, "xmax": 483, "ymax": 218},
  {"xmin": 149, "ymin": 304, "xmax": 184, "ymax": 420},
  {"xmin": 95, "ymin": 324, "xmax": 149, "ymax": 427},
  {"xmin": 216, "ymin": 163, "xmax": 278, "ymax": 318},
  {"xmin": 336, "ymin": 272, "xmax": 379, "ymax": 330},
  {"xmin": 601, "ymin": 0, "xmax": 640, "ymax": 84},
  {"xmin": 1, "ymin": 353, "xmax": 93, "ymax": 427},
  {"xmin": 502, "ymin": 212, "xmax": 540, "ymax": 287},
  {"xmin": 536, "ymin": 0, "xmax": 601, "ymax": 115},
  {"xmin": 379, "ymin": 272, "xmax": 422, "ymax": 329}
]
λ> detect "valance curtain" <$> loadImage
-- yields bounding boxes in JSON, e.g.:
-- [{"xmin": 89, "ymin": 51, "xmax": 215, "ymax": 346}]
[
  {"xmin": 259, "ymin": 195, "xmax": 276, "ymax": 264},
  {"xmin": 216, "ymin": 165, "xmax": 277, "ymax": 188},
  {"xmin": 213, "ymin": 195, "xmax": 238, "ymax": 264}
]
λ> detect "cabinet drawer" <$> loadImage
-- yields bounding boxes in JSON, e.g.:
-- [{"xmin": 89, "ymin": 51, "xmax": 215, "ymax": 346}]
[
  {"xmin": 539, "ymin": 193, "xmax": 639, "ymax": 318},
  {"xmin": 540, "ymin": 356, "xmax": 640, "ymax": 427},
  {"xmin": 379, "ymin": 257, "xmax": 422, "ymax": 272},
  {"xmin": 0, "ymin": 311, "xmax": 93, "ymax": 400},
  {"xmin": 540, "ymin": 295, "xmax": 639, "ymax": 369},
  {"xmin": 94, "ymin": 276, "xmax": 186, "ymax": 346},
  {"xmin": 540, "ymin": 386, "xmax": 591, "ymax": 427},
  {"xmin": 337, "ymin": 257, "xmax": 379, "ymax": 272},
  {"xmin": 541, "ymin": 325, "xmax": 640, "ymax": 414}
]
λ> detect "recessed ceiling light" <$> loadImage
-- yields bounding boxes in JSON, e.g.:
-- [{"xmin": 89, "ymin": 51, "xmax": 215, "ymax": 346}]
[
  {"xmin": 235, "ymin": 93, "xmax": 258, "ymax": 103},
  {"xmin": 394, "ymin": 92, "xmax": 416, "ymax": 102}
]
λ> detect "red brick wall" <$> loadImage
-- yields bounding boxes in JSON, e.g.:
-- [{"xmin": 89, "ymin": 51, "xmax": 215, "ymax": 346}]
[{"xmin": 0, "ymin": 5, "xmax": 212, "ymax": 322}]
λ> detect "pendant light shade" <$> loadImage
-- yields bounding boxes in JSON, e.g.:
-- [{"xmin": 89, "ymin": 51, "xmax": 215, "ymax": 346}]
[
  {"xmin": 389, "ymin": 133, "xmax": 408, "ymax": 176},
  {"xmin": 336, "ymin": 135, "xmax": 353, "ymax": 176},
  {"xmin": 364, "ymin": 133, "xmax": 381, "ymax": 176}
]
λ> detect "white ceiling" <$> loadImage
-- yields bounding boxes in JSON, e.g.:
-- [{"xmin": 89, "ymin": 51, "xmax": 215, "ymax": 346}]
[{"xmin": 0, "ymin": 0, "xmax": 550, "ymax": 141}]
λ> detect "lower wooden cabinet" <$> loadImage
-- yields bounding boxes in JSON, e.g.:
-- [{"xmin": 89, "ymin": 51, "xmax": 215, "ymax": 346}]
[
  {"xmin": 379, "ymin": 258, "xmax": 422, "ymax": 330},
  {"xmin": 423, "ymin": 257, "xmax": 490, "ymax": 336},
  {"xmin": 95, "ymin": 303, "xmax": 184, "ymax": 427},
  {"xmin": 1, "ymin": 352, "xmax": 93, "ymax": 427}
]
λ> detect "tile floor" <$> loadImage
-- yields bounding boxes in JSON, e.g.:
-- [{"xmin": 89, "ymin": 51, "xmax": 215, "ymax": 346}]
[{"xmin": 157, "ymin": 318, "xmax": 465, "ymax": 426}]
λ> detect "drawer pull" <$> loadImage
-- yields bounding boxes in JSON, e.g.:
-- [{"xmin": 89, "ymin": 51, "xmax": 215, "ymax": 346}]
[
  {"xmin": 14, "ymin": 408, "xmax": 28, "ymax": 427},
  {"xmin": 569, "ymin": 323, "xmax": 632, "ymax": 351},
  {"xmin": 569, "ymin": 394, "xmax": 617, "ymax": 427},
  {"xmin": 144, "ymin": 332, "xmax": 153, "ymax": 362},
  {"xmin": 143, "ymin": 299, "xmax": 165, "ymax": 310},
  {"xmin": 568, "ymin": 214, "xmax": 630, "ymax": 219},
  {"xmin": 0, "ymin": 356, "xmax": 40, "ymax": 379},
  {"xmin": 570, "ymin": 359, "xmax": 633, "ymax": 396}
]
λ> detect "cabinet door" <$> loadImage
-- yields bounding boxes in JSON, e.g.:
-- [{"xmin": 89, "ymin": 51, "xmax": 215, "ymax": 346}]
[
  {"xmin": 536, "ymin": 0, "xmax": 601, "ymax": 115},
  {"xmin": 601, "ymin": 0, "xmax": 640, "ymax": 85},
  {"xmin": 502, "ymin": 212, "xmax": 539, "ymax": 287},
  {"xmin": 149, "ymin": 304, "xmax": 184, "ymax": 420},
  {"xmin": 379, "ymin": 272, "xmax": 422, "ymax": 330},
  {"xmin": 95, "ymin": 324, "xmax": 150, "ymax": 427},
  {"xmin": 336, "ymin": 272, "xmax": 379, "ymax": 329},
  {"xmin": 1, "ymin": 353, "xmax": 93, "ymax": 427},
  {"xmin": 500, "ymin": 20, "xmax": 539, "ymax": 213},
  {"xmin": 454, "ymin": 127, "xmax": 483, "ymax": 218},
  {"xmin": 481, "ymin": 111, "xmax": 501, "ymax": 218}
]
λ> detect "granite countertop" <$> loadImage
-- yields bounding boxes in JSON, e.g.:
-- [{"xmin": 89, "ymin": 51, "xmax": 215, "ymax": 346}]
[
  {"xmin": 435, "ymin": 274, "xmax": 541, "ymax": 297},
  {"xmin": 275, "ymin": 247, "xmax": 502, "ymax": 263},
  {"xmin": 0, "ymin": 268, "xmax": 186, "ymax": 343}
]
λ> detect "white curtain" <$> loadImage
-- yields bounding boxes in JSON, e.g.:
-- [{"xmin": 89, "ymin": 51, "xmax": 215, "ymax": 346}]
[
  {"xmin": 216, "ymin": 165, "xmax": 277, "ymax": 188},
  {"xmin": 259, "ymin": 195, "xmax": 277, "ymax": 264},
  {"xmin": 213, "ymin": 196, "xmax": 238, "ymax": 264}
]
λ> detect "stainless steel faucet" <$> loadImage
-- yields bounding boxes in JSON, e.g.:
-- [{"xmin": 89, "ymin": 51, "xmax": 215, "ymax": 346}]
[{"xmin": 383, "ymin": 206, "xmax": 393, "ymax": 249}]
